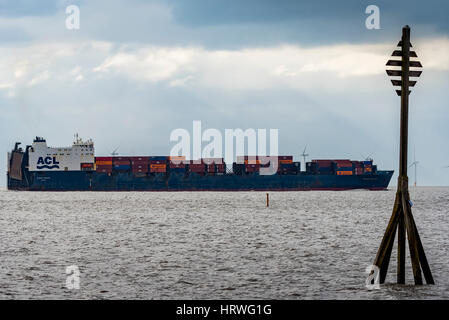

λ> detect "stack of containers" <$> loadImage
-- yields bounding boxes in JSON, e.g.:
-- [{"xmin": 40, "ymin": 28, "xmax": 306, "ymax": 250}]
[
  {"xmin": 278, "ymin": 156, "xmax": 294, "ymax": 174},
  {"xmin": 216, "ymin": 163, "xmax": 226, "ymax": 174},
  {"xmin": 313, "ymin": 160, "xmax": 334, "ymax": 175},
  {"xmin": 203, "ymin": 158, "xmax": 224, "ymax": 175},
  {"xmin": 333, "ymin": 159, "xmax": 353, "ymax": 175},
  {"xmin": 188, "ymin": 160, "xmax": 206, "ymax": 175},
  {"xmin": 364, "ymin": 160, "xmax": 373, "ymax": 174},
  {"xmin": 95, "ymin": 157, "xmax": 113, "ymax": 173},
  {"xmin": 306, "ymin": 162, "xmax": 317, "ymax": 174},
  {"xmin": 113, "ymin": 157, "xmax": 131, "ymax": 171},
  {"xmin": 130, "ymin": 156, "xmax": 149, "ymax": 174},
  {"xmin": 279, "ymin": 161, "xmax": 301, "ymax": 175},
  {"xmin": 245, "ymin": 163, "xmax": 260, "ymax": 173},
  {"xmin": 278, "ymin": 156, "xmax": 293, "ymax": 164},
  {"xmin": 150, "ymin": 156, "xmax": 168, "ymax": 173},
  {"xmin": 353, "ymin": 161, "xmax": 364, "ymax": 175},
  {"xmin": 168, "ymin": 156, "xmax": 186, "ymax": 173}
]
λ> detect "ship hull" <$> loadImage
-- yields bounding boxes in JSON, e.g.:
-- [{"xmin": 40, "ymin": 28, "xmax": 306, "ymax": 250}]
[{"xmin": 7, "ymin": 170, "xmax": 394, "ymax": 191}]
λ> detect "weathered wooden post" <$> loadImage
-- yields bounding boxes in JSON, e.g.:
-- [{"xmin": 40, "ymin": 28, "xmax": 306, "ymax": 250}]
[{"xmin": 371, "ymin": 25, "xmax": 434, "ymax": 285}]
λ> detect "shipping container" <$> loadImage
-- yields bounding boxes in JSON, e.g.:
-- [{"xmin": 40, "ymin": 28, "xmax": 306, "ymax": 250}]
[
  {"xmin": 95, "ymin": 157, "xmax": 113, "ymax": 161},
  {"xmin": 336, "ymin": 171, "xmax": 353, "ymax": 175},
  {"xmin": 189, "ymin": 164, "xmax": 206, "ymax": 172},
  {"xmin": 113, "ymin": 160, "xmax": 131, "ymax": 165},
  {"xmin": 216, "ymin": 164, "xmax": 226, "ymax": 173},
  {"xmin": 113, "ymin": 157, "xmax": 132, "ymax": 161},
  {"xmin": 150, "ymin": 164, "xmax": 166, "ymax": 169},
  {"xmin": 150, "ymin": 159, "xmax": 166, "ymax": 164},
  {"xmin": 168, "ymin": 156, "xmax": 186, "ymax": 164},
  {"xmin": 96, "ymin": 164, "xmax": 112, "ymax": 173},
  {"xmin": 95, "ymin": 160, "xmax": 113, "ymax": 165},
  {"xmin": 202, "ymin": 158, "xmax": 224, "ymax": 165},
  {"xmin": 337, "ymin": 166, "xmax": 353, "ymax": 171},
  {"xmin": 313, "ymin": 160, "xmax": 333, "ymax": 168},
  {"xmin": 129, "ymin": 156, "xmax": 149, "ymax": 162},
  {"xmin": 114, "ymin": 164, "xmax": 131, "ymax": 171},
  {"xmin": 245, "ymin": 164, "xmax": 260, "ymax": 173},
  {"xmin": 150, "ymin": 156, "xmax": 168, "ymax": 161}
]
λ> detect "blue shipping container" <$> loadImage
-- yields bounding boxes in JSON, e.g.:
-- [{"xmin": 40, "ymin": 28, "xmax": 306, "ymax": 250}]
[{"xmin": 114, "ymin": 165, "xmax": 131, "ymax": 170}]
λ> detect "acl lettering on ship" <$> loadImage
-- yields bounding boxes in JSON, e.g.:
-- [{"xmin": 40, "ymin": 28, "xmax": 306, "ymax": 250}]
[
  {"xmin": 28, "ymin": 136, "xmax": 94, "ymax": 171},
  {"xmin": 36, "ymin": 156, "xmax": 60, "ymax": 169}
]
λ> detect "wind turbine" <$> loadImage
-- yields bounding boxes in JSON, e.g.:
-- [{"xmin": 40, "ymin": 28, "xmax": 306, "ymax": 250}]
[
  {"xmin": 301, "ymin": 145, "xmax": 309, "ymax": 171},
  {"xmin": 409, "ymin": 149, "xmax": 419, "ymax": 187},
  {"xmin": 361, "ymin": 154, "xmax": 373, "ymax": 161},
  {"xmin": 110, "ymin": 147, "xmax": 119, "ymax": 156}
]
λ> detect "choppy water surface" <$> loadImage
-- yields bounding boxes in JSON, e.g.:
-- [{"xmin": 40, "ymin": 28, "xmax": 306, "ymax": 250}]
[{"xmin": 0, "ymin": 187, "xmax": 448, "ymax": 299}]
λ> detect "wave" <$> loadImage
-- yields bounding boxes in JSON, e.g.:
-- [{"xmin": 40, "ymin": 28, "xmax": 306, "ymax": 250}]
[{"xmin": 36, "ymin": 165, "xmax": 60, "ymax": 169}]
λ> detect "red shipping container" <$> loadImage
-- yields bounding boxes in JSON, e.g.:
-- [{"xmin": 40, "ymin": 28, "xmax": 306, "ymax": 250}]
[
  {"xmin": 95, "ymin": 156, "xmax": 113, "ymax": 161},
  {"xmin": 113, "ymin": 157, "xmax": 132, "ymax": 161},
  {"xmin": 313, "ymin": 160, "xmax": 333, "ymax": 166},
  {"xmin": 131, "ymin": 160, "xmax": 149, "ymax": 166},
  {"xmin": 216, "ymin": 164, "xmax": 226, "ymax": 173},
  {"xmin": 189, "ymin": 164, "xmax": 205, "ymax": 172},
  {"xmin": 245, "ymin": 164, "xmax": 260, "ymax": 172},
  {"xmin": 129, "ymin": 156, "xmax": 149, "ymax": 161},
  {"xmin": 96, "ymin": 165, "xmax": 112, "ymax": 173}
]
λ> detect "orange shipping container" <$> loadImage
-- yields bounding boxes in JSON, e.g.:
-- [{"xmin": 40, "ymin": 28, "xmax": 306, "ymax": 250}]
[
  {"xmin": 96, "ymin": 160, "xmax": 113, "ymax": 165},
  {"xmin": 337, "ymin": 171, "xmax": 353, "ymax": 175},
  {"xmin": 150, "ymin": 164, "xmax": 166, "ymax": 169}
]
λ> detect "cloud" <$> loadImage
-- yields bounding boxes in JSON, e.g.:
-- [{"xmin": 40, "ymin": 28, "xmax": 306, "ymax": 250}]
[{"xmin": 91, "ymin": 38, "xmax": 449, "ymax": 92}]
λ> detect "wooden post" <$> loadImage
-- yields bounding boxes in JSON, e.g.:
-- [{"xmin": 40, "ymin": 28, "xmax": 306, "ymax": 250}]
[
  {"xmin": 266, "ymin": 193, "xmax": 269, "ymax": 207},
  {"xmin": 371, "ymin": 25, "xmax": 434, "ymax": 285}
]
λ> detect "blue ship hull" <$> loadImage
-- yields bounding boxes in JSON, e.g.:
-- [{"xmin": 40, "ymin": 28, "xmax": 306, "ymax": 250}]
[{"xmin": 7, "ymin": 170, "xmax": 394, "ymax": 191}]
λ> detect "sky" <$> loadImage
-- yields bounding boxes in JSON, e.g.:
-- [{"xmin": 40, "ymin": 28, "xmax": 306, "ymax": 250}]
[{"xmin": 1, "ymin": 0, "xmax": 449, "ymax": 186}]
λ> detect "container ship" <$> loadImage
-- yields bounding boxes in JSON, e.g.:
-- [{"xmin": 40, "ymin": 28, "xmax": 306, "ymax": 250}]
[{"xmin": 7, "ymin": 136, "xmax": 393, "ymax": 191}]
